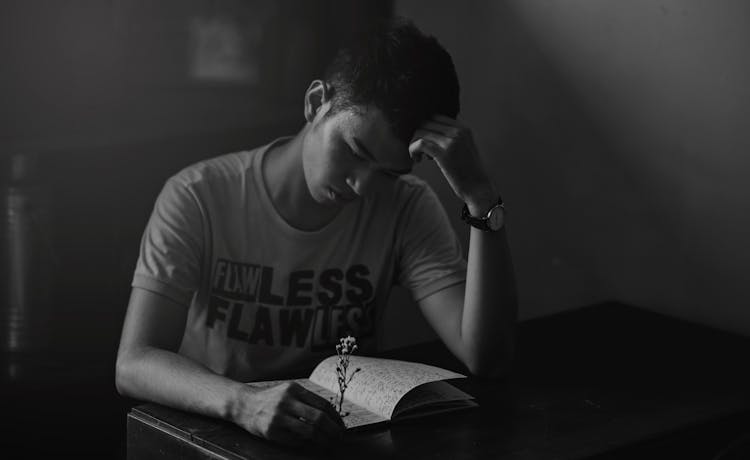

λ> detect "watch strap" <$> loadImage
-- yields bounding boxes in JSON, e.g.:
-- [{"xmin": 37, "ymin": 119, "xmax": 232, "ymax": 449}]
[{"xmin": 461, "ymin": 196, "xmax": 505, "ymax": 231}]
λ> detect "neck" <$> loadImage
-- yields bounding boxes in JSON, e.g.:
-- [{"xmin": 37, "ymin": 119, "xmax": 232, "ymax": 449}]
[{"xmin": 262, "ymin": 128, "xmax": 342, "ymax": 231}]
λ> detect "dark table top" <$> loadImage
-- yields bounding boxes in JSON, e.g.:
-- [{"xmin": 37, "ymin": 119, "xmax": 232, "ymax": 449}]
[{"xmin": 127, "ymin": 303, "xmax": 750, "ymax": 459}]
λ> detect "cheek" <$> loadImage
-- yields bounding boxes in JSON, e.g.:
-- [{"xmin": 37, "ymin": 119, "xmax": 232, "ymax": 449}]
[
  {"xmin": 302, "ymin": 132, "xmax": 327, "ymax": 179},
  {"xmin": 318, "ymin": 146, "xmax": 350, "ymax": 181},
  {"xmin": 303, "ymin": 126, "xmax": 353, "ymax": 185}
]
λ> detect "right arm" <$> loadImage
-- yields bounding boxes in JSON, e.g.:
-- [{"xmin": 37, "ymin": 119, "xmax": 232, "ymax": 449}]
[{"xmin": 115, "ymin": 287, "xmax": 344, "ymax": 445}]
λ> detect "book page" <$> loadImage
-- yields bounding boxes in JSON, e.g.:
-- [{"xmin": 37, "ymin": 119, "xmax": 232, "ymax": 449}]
[
  {"xmin": 393, "ymin": 380, "xmax": 475, "ymax": 417},
  {"xmin": 395, "ymin": 399, "xmax": 479, "ymax": 421},
  {"xmin": 393, "ymin": 380, "xmax": 477, "ymax": 419},
  {"xmin": 309, "ymin": 356, "xmax": 466, "ymax": 420},
  {"xmin": 244, "ymin": 378, "xmax": 387, "ymax": 429}
]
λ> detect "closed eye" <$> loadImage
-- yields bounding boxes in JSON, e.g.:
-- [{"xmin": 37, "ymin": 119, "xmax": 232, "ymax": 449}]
[
  {"xmin": 349, "ymin": 138, "xmax": 410, "ymax": 176},
  {"xmin": 347, "ymin": 144, "xmax": 367, "ymax": 162},
  {"xmin": 350, "ymin": 149, "xmax": 364, "ymax": 161}
]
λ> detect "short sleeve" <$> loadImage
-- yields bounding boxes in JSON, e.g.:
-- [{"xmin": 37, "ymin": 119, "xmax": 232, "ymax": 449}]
[
  {"xmin": 131, "ymin": 178, "xmax": 205, "ymax": 306},
  {"xmin": 395, "ymin": 184, "xmax": 467, "ymax": 301}
]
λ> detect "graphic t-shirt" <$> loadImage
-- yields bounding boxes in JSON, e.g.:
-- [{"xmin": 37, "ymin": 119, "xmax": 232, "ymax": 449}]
[{"xmin": 132, "ymin": 138, "xmax": 467, "ymax": 382}]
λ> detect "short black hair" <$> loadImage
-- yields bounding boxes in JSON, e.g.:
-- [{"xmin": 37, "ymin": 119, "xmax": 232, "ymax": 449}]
[{"xmin": 323, "ymin": 18, "xmax": 460, "ymax": 144}]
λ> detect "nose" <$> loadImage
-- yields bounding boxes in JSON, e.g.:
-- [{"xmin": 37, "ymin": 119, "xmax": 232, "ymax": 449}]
[{"xmin": 346, "ymin": 166, "xmax": 378, "ymax": 197}]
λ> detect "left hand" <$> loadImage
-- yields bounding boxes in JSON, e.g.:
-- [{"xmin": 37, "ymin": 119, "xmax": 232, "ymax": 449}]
[{"xmin": 409, "ymin": 115, "xmax": 497, "ymax": 215}]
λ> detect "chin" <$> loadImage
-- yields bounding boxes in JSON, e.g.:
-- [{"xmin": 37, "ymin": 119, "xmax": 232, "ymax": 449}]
[{"xmin": 310, "ymin": 186, "xmax": 337, "ymax": 207}]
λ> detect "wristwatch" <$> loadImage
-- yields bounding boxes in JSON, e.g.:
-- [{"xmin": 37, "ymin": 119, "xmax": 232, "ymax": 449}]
[{"xmin": 461, "ymin": 196, "xmax": 505, "ymax": 231}]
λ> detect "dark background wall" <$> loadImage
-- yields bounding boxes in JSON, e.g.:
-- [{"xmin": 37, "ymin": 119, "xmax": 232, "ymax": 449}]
[
  {"xmin": 3, "ymin": 0, "xmax": 749, "ymax": 377},
  {"xmin": 390, "ymin": 0, "xmax": 750, "ymax": 345},
  {"xmin": 2, "ymin": 0, "xmax": 749, "ymax": 364},
  {"xmin": 1, "ymin": 0, "xmax": 391, "ymax": 356},
  {"xmin": 0, "ymin": 2, "xmax": 390, "ymax": 456}
]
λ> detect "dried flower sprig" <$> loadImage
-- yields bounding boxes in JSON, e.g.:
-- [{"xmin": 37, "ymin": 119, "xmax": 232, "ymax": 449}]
[{"xmin": 330, "ymin": 335, "xmax": 361, "ymax": 417}]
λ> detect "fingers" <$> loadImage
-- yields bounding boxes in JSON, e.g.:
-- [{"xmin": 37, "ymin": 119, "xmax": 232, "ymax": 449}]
[
  {"xmin": 409, "ymin": 114, "xmax": 470, "ymax": 163},
  {"xmin": 413, "ymin": 129, "xmax": 452, "ymax": 150},
  {"xmin": 262, "ymin": 399, "xmax": 343, "ymax": 446},
  {"xmin": 421, "ymin": 120, "xmax": 461, "ymax": 138},
  {"xmin": 409, "ymin": 137, "xmax": 443, "ymax": 162},
  {"xmin": 289, "ymin": 383, "xmax": 345, "ymax": 428},
  {"xmin": 287, "ymin": 399, "xmax": 344, "ymax": 444},
  {"xmin": 262, "ymin": 413, "xmax": 337, "ymax": 447},
  {"xmin": 281, "ymin": 383, "xmax": 344, "ymax": 444},
  {"xmin": 433, "ymin": 113, "xmax": 466, "ymax": 128},
  {"xmin": 264, "ymin": 415, "xmax": 306, "ymax": 447},
  {"xmin": 250, "ymin": 382, "xmax": 345, "ymax": 447},
  {"xmin": 426, "ymin": 113, "xmax": 466, "ymax": 131}
]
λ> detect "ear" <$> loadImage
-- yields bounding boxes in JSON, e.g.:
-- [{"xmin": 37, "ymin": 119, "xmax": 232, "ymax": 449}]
[{"xmin": 304, "ymin": 80, "xmax": 332, "ymax": 123}]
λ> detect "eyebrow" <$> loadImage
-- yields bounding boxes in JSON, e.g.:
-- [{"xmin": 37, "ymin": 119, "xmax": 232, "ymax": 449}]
[{"xmin": 353, "ymin": 137, "xmax": 412, "ymax": 176}]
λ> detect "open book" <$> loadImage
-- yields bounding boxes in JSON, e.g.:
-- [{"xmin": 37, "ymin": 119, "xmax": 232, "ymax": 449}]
[{"xmin": 245, "ymin": 356, "xmax": 477, "ymax": 429}]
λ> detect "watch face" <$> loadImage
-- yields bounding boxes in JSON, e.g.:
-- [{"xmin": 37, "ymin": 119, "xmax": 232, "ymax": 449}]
[{"xmin": 488, "ymin": 207, "xmax": 504, "ymax": 230}]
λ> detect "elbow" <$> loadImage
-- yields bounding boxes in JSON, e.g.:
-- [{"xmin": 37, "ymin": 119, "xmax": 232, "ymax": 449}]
[
  {"xmin": 464, "ymin": 344, "xmax": 515, "ymax": 380},
  {"xmin": 466, "ymin": 357, "xmax": 512, "ymax": 380},
  {"xmin": 115, "ymin": 351, "xmax": 137, "ymax": 397},
  {"xmin": 115, "ymin": 356, "xmax": 128, "ymax": 396}
]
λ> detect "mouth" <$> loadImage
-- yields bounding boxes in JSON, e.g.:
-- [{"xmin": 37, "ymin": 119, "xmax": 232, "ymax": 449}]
[{"xmin": 328, "ymin": 187, "xmax": 355, "ymax": 203}]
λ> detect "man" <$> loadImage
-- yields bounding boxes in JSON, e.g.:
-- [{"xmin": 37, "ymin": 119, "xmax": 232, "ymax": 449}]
[{"xmin": 116, "ymin": 19, "xmax": 517, "ymax": 446}]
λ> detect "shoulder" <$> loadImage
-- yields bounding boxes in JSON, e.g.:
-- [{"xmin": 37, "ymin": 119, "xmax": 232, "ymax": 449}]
[
  {"xmin": 367, "ymin": 174, "xmax": 448, "ymax": 233},
  {"xmin": 167, "ymin": 137, "xmax": 289, "ymax": 192},
  {"xmin": 387, "ymin": 174, "xmax": 442, "ymax": 209},
  {"xmin": 167, "ymin": 150, "xmax": 253, "ymax": 190},
  {"xmin": 394, "ymin": 173, "xmax": 426, "ymax": 189},
  {"xmin": 390, "ymin": 174, "xmax": 434, "ymax": 199}
]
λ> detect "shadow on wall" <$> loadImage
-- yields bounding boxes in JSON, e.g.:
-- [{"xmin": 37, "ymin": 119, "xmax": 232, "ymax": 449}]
[
  {"xmin": 385, "ymin": 0, "xmax": 624, "ymax": 348},
  {"xmin": 503, "ymin": 0, "xmax": 750, "ymax": 334},
  {"xmin": 392, "ymin": 0, "xmax": 625, "ymax": 333},
  {"xmin": 394, "ymin": 0, "xmax": 750, "ymax": 336}
]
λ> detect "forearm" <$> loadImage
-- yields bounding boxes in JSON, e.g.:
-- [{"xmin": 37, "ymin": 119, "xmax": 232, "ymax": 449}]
[
  {"xmin": 115, "ymin": 344, "xmax": 346, "ymax": 445},
  {"xmin": 407, "ymin": 116, "xmax": 518, "ymax": 377},
  {"xmin": 116, "ymin": 346, "xmax": 250, "ymax": 423},
  {"xmin": 461, "ymin": 200, "xmax": 518, "ymax": 376}
]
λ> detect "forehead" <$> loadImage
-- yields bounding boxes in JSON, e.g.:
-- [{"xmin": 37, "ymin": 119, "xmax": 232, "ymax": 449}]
[{"xmin": 333, "ymin": 107, "xmax": 412, "ymax": 172}]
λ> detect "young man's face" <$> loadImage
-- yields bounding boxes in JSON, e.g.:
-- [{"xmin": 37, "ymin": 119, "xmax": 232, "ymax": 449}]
[{"xmin": 301, "ymin": 105, "xmax": 413, "ymax": 206}]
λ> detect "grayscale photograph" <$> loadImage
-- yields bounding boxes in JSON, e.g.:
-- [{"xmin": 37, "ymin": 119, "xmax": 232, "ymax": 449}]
[{"xmin": 1, "ymin": 1, "xmax": 749, "ymax": 458}]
